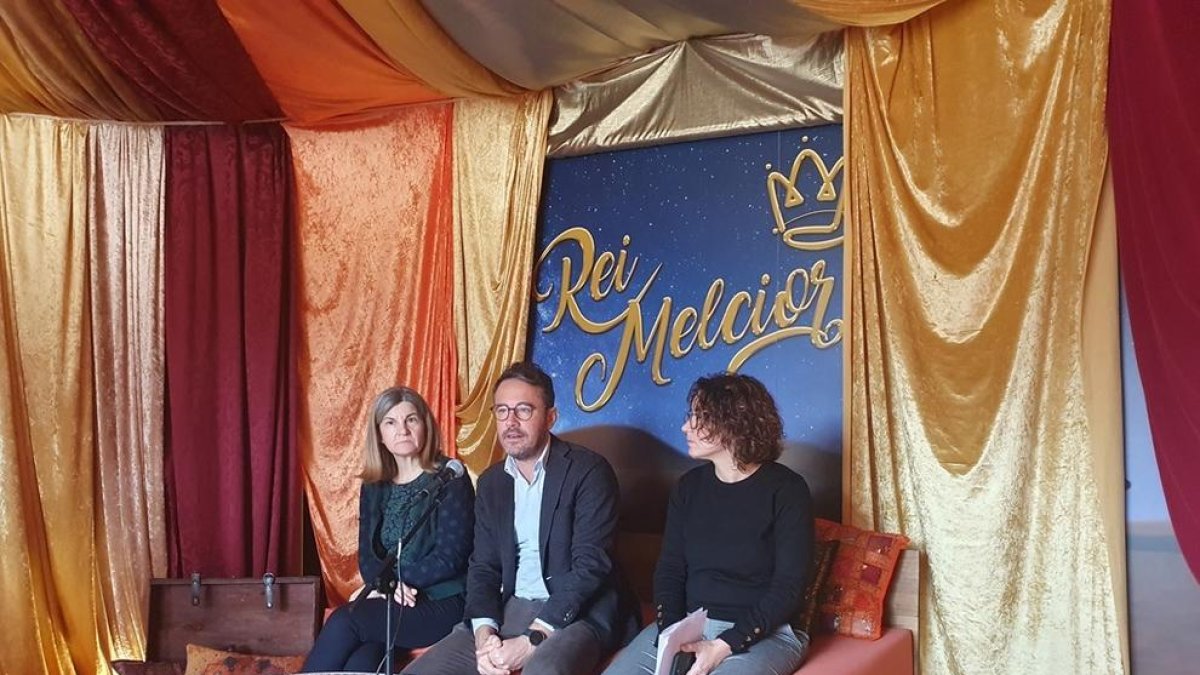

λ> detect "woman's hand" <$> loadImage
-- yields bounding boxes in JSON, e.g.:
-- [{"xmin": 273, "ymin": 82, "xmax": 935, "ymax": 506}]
[
  {"xmin": 393, "ymin": 582, "xmax": 418, "ymax": 607},
  {"xmin": 681, "ymin": 638, "xmax": 733, "ymax": 675}
]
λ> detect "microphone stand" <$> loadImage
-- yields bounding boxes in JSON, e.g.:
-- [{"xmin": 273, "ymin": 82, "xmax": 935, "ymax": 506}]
[{"xmin": 359, "ymin": 477, "xmax": 455, "ymax": 674}]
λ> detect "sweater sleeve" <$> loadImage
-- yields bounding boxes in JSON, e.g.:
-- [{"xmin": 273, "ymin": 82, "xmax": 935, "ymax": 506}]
[
  {"xmin": 717, "ymin": 474, "xmax": 814, "ymax": 653},
  {"xmin": 653, "ymin": 477, "xmax": 690, "ymax": 632}
]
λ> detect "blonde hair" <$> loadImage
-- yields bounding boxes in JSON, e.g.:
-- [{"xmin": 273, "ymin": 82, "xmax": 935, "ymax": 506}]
[{"xmin": 360, "ymin": 387, "xmax": 441, "ymax": 483}]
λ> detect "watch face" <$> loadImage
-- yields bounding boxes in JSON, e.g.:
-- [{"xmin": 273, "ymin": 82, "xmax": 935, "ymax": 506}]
[{"xmin": 527, "ymin": 629, "xmax": 547, "ymax": 646}]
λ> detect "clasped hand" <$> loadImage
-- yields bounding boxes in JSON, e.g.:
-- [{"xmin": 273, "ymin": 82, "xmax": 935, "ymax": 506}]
[
  {"xmin": 474, "ymin": 629, "xmax": 535, "ymax": 675},
  {"xmin": 347, "ymin": 582, "xmax": 417, "ymax": 607}
]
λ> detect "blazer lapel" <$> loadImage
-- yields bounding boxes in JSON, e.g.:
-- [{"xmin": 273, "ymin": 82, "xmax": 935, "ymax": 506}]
[
  {"xmin": 539, "ymin": 437, "xmax": 570, "ymax": 564},
  {"xmin": 497, "ymin": 470, "xmax": 518, "ymax": 583}
]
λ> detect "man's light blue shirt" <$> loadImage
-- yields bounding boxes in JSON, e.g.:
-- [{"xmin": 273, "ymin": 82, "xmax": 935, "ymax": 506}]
[{"xmin": 472, "ymin": 442, "xmax": 555, "ymax": 635}]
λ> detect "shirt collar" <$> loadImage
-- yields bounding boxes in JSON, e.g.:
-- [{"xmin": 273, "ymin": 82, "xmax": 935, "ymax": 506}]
[{"xmin": 504, "ymin": 438, "xmax": 552, "ymax": 484}]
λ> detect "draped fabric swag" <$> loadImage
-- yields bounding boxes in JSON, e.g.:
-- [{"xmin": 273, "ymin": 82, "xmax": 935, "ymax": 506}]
[
  {"xmin": 844, "ymin": 1, "xmax": 1125, "ymax": 673},
  {"xmin": 163, "ymin": 124, "xmax": 302, "ymax": 579},
  {"xmin": 216, "ymin": 0, "xmax": 446, "ymax": 125},
  {"xmin": 453, "ymin": 92, "xmax": 553, "ymax": 475},
  {"xmin": 288, "ymin": 105, "xmax": 456, "ymax": 603},
  {"xmin": 335, "ymin": 0, "xmax": 523, "ymax": 99},
  {"xmin": 58, "ymin": 0, "xmax": 281, "ymax": 122},
  {"xmin": 1108, "ymin": 0, "xmax": 1200, "ymax": 583},
  {"xmin": 0, "ymin": 0, "xmax": 152, "ymax": 120},
  {"xmin": 548, "ymin": 32, "xmax": 844, "ymax": 157},
  {"xmin": 0, "ymin": 115, "xmax": 107, "ymax": 674},
  {"xmin": 87, "ymin": 123, "xmax": 169, "ymax": 660}
]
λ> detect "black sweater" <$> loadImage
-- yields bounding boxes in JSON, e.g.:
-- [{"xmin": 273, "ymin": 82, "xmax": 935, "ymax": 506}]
[{"xmin": 653, "ymin": 461, "xmax": 814, "ymax": 653}]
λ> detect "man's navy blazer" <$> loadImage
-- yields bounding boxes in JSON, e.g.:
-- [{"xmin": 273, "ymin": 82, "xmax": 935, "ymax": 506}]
[{"xmin": 464, "ymin": 435, "xmax": 638, "ymax": 649}]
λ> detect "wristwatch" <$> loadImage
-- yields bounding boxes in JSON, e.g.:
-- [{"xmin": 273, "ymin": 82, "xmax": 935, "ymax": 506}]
[{"xmin": 525, "ymin": 628, "xmax": 548, "ymax": 647}]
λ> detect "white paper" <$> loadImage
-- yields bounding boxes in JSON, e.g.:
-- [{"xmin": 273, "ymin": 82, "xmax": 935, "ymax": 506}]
[{"xmin": 654, "ymin": 607, "xmax": 707, "ymax": 675}]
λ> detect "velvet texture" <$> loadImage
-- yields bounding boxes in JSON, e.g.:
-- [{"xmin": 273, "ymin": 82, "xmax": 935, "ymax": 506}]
[
  {"xmin": 452, "ymin": 92, "xmax": 552, "ymax": 475},
  {"xmin": 163, "ymin": 124, "xmax": 301, "ymax": 579},
  {"xmin": 58, "ymin": 0, "xmax": 281, "ymax": 121},
  {"xmin": 0, "ymin": 115, "xmax": 105, "ymax": 674},
  {"xmin": 0, "ymin": 0, "xmax": 152, "ymax": 119},
  {"xmin": 1109, "ymin": 0, "xmax": 1200, "ymax": 583},
  {"xmin": 87, "ymin": 123, "xmax": 168, "ymax": 660},
  {"xmin": 844, "ymin": 0, "xmax": 1125, "ymax": 673},
  {"xmin": 336, "ymin": 0, "xmax": 522, "ymax": 98},
  {"xmin": 215, "ymin": 0, "xmax": 446, "ymax": 125},
  {"xmin": 287, "ymin": 105, "xmax": 456, "ymax": 603}
]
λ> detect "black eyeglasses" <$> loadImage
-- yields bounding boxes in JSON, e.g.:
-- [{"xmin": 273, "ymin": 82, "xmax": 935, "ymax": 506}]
[{"xmin": 492, "ymin": 403, "xmax": 538, "ymax": 421}]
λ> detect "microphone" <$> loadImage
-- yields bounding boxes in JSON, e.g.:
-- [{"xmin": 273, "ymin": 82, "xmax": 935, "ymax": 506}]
[
  {"xmin": 358, "ymin": 458, "xmax": 467, "ymax": 603},
  {"xmin": 417, "ymin": 458, "xmax": 465, "ymax": 498}
]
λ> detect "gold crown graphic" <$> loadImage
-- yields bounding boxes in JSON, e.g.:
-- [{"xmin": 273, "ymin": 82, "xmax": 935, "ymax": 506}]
[{"xmin": 766, "ymin": 147, "xmax": 844, "ymax": 251}]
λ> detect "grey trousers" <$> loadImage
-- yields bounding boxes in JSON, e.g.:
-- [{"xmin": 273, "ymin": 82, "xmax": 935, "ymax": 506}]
[
  {"xmin": 401, "ymin": 596, "xmax": 605, "ymax": 675},
  {"xmin": 601, "ymin": 620, "xmax": 809, "ymax": 675}
]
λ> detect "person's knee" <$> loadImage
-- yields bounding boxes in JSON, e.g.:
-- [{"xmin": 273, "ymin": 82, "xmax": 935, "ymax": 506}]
[{"xmin": 524, "ymin": 649, "xmax": 599, "ymax": 675}]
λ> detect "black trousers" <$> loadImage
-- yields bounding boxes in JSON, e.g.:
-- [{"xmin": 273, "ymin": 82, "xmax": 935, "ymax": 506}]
[{"xmin": 301, "ymin": 593, "xmax": 465, "ymax": 673}]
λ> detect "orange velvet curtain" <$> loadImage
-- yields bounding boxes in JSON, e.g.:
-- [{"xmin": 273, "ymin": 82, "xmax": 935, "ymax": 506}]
[{"xmin": 288, "ymin": 106, "xmax": 457, "ymax": 603}]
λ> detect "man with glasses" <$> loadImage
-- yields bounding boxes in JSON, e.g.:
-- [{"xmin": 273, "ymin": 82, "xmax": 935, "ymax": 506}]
[{"xmin": 404, "ymin": 362, "xmax": 637, "ymax": 675}]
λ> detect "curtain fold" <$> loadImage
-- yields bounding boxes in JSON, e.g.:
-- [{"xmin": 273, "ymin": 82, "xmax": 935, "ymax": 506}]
[
  {"xmin": 288, "ymin": 105, "xmax": 456, "ymax": 603},
  {"xmin": 843, "ymin": 0, "xmax": 1124, "ymax": 673},
  {"xmin": 0, "ymin": 115, "xmax": 106, "ymax": 674},
  {"xmin": 87, "ymin": 122, "xmax": 168, "ymax": 661},
  {"xmin": 216, "ymin": 0, "xmax": 447, "ymax": 126},
  {"xmin": 58, "ymin": 0, "xmax": 281, "ymax": 122},
  {"xmin": 163, "ymin": 124, "xmax": 302, "ymax": 579},
  {"xmin": 793, "ymin": 0, "xmax": 945, "ymax": 26},
  {"xmin": 453, "ymin": 92, "xmax": 552, "ymax": 475},
  {"xmin": 549, "ymin": 32, "xmax": 843, "ymax": 158},
  {"xmin": 1108, "ymin": 0, "xmax": 1200, "ymax": 583},
  {"xmin": 0, "ymin": 0, "xmax": 153, "ymax": 119},
  {"xmin": 336, "ymin": 0, "xmax": 522, "ymax": 98}
]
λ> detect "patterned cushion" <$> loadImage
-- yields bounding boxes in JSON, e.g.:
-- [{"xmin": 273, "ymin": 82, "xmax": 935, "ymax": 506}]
[
  {"xmin": 183, "ymin": 644, "xmax": 305, "ymax": 675},
  {"xmin": 791, "ymin": 538, "xmax": 840, "ymax": 635},
  {"xmin": 814, "ymin": 518, "xmax": 910, "ymax": 640}
]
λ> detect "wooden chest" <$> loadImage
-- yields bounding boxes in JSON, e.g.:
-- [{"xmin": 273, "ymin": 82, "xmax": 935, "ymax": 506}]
[{"xmin": 147, "ymin": 575, "xmax": 323, "ymax": 663}]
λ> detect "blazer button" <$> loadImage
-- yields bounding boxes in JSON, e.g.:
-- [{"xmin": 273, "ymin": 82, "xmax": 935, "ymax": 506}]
[{"xmin": 754, "ymin": 627, "xmax": 762, "ymax": 635}]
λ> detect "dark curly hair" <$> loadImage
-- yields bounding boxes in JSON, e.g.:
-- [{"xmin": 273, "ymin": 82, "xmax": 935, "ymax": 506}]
[
  {"xmin": 687, "ymin": 373, "xmax": 784, "ymax": 468},
  {"xmin": 494, "ymin": 361, "xmax": 556, "ymax": 409}
]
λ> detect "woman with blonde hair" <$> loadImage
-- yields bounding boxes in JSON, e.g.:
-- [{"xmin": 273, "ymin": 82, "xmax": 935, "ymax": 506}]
[{"xmin": 302, "ymin": 387, "xmax": 474, "ymax": 672}]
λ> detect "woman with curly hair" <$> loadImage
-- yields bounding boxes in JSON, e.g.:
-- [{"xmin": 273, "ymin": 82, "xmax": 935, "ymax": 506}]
[{"xmin": 604, "ymin": 373, "xmax": 814, "ymax": 675}]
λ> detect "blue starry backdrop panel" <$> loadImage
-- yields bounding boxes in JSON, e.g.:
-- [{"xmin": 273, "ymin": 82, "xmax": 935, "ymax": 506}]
[{"xmin": 531, "ymin": 126, "xmax": 843, "ymax": 502}]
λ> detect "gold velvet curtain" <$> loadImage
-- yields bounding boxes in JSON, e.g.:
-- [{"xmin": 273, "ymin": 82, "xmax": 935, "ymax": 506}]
[
  {"xmin": 452, "ymin": 92, "xmax": 552, "ymax": 475},
  {"xmin": 0, "ymin": 115, "xmax": 105, "ymax": 674},
  {"xmin": 843, "ymin": 0, "xmax": 1125, "ymax": 673},
  {"xmin": 288, "ymin": 106, "xmax": 457, "ymax": 603},
  {"xmin": 87, "ymin": 123, "xmax": 168, "ymax": 661}
]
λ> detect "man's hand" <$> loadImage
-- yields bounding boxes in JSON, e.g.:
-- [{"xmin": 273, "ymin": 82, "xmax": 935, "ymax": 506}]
[
  {"xmin": 486, "ymin": 636, "xmax": 536, "ymax": 673},
  {"xmin": 393, "ymin": 583, "xmax": 417, "ymax": 607},
  {"xmin": 681, "ymin": 638, "xmax": 733, "ymax": 675},
  {"xmin": 474, "ymin": 627, "xmax": 506, "ymax": 675}
]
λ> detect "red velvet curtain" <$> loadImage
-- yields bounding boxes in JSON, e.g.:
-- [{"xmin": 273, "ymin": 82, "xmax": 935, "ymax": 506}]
[
  {"xmin": 59, "ymin": 0, "xmax": 280, "ymax": 121},
  {"xmin": 1109, "ymin": 0, "xmax": 1200, "ymax": 582},
  {"xmin": 163, "ymin": 124, "xmax": 301, "ymax": 578}
]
